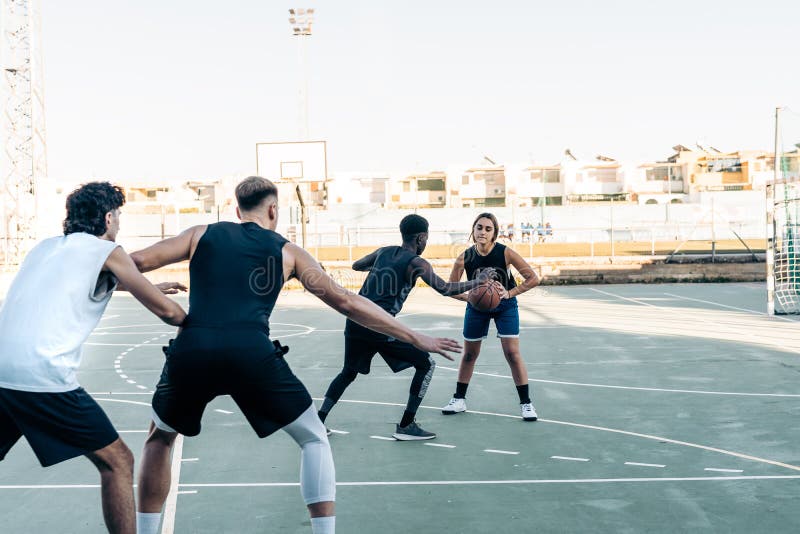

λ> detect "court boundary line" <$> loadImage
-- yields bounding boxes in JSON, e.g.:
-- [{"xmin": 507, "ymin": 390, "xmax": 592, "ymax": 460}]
[
  {"xmin": 92, "ymin": 395, "xmax": 800, "ymax": 472},
  {"xmin": 663, "ymin": 292, "xmax": 800, "ymax": 322},
  {"xmin": 436, "ymin": 366, "xmax": 800, "ymax": 398},
  {"xmin": 161, "ymin": 435, "xmax": 185, "ymax": 534},
  {"xmin": 322, "ymin": 399, "xmax": 800, "ymax": 472},
  {"xmin": 4, "ymin": 475, "xmax": 799, "ymax": 491}
]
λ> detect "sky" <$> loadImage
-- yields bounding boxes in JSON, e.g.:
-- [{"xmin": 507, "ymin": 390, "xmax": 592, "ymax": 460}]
[{"xmin": 38, "ymin": 0, "xmax": 800, "ymax": 182}]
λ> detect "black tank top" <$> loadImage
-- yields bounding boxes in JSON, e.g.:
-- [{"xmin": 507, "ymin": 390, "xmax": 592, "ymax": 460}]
[
  {"xmin": 186, "ymin": 222, "xmax": 287, "ymax": 335},
  {"xmin": 345, "ymin": 246, "xmax": 419, "ymax": 339},
  {"xmin": 463, "ymin": 243, "xmax": 517, "ymax": 291}
]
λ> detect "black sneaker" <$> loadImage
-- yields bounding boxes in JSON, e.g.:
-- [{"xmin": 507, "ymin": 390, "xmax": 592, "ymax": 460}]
[{"xmin": 392, "ymin": 421, "xmax": 436, "ymax": 441}]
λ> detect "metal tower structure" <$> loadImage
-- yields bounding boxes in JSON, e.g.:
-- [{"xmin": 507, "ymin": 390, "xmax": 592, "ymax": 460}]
[
  {"xmin": 288, "ymin": 8, "xmax": 313, "ymax": 140},
  {"xmin": 1, "ymin": 0, "xmax": 47, "ymax": 265}
]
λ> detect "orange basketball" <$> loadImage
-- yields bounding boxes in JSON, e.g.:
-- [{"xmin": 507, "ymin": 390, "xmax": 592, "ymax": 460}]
[{"xmin": 468, "ymin": 283, "xmax": 502, "ymax": 311}]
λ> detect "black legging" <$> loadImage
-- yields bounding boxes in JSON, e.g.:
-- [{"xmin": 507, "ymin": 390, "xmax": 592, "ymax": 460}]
[{"xmin": 324, "ymin": 356, "xmax": 435, "ymax": 414}]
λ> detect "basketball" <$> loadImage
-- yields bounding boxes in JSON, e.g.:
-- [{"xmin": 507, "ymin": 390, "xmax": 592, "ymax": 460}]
[{"xmin": 468, "ymin": 283, "xmax": 502, "ymax": 311}]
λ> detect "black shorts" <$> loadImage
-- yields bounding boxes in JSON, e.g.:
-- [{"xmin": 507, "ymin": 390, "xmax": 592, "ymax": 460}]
[
  {"xmin": 344, "ymin": 335, "xmax": 430, "ymax": 375},
  {"xmin": 152, "ymin": 328, "xmax": 312, "ymax": 438},
  {"xmin": 0, "ymin": 387, "xmax": 119, "ymax": 467}
]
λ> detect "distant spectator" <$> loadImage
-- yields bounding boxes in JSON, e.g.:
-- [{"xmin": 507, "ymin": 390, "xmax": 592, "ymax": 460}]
[
  {"xmin": 507, "ymin": 223, "xmax": 514, "ymax": 242},
  {"xmin": 521, "ymin": 222, "xmax": 532, "ymax": 242},
  {"xmin": 535, "ymin": 222, "xmax": 544, "ymax": 243},
  {"xmin": 544, "ymin": 222, "xmax": 553, "ymax": 242}
]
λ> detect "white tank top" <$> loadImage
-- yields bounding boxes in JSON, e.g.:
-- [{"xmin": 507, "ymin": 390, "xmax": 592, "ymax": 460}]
[{"xmin": 0, "ymin": 233, "xmax": 119, "ymax": 392}]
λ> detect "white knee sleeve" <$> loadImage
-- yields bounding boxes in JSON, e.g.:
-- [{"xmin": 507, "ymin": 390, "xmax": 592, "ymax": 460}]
[
  {"xmin": 151, "ymin": 408, "xmax": 177, "ymax": 433},
  {"xmin": 282, "ymin": 405, "xmax": 336, "ymax": 505}
]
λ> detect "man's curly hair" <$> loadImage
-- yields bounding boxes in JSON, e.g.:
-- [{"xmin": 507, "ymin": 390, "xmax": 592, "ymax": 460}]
[{"xmin": 63, "ymin": 182, "xmax": 126, "ymax": 236}]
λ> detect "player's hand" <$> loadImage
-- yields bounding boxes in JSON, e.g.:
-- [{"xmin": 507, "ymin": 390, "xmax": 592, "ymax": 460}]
[
  {"xmin": 476, "ymin": 268, "xmax": 497, "ymax": 284},
  {"xmin": 492, "ymin": 281, "xmax": 509, "ymax": 299},
  {"xmin": 156, "ymin": 282, "xmax": 188, "ymax": 295},
  {"xmin": 414, "ymin": 334, "xmax": 462, "ymax": 360}
]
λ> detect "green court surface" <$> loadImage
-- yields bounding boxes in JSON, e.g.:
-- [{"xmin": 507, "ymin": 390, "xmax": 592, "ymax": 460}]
[{"xmin": 2, "ymin": 283, "xmax": 799, "ymax": 533}]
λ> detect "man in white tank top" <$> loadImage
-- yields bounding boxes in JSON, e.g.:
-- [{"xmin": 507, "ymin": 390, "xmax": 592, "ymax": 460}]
[{"xmin": 0, "ymin": 182, "xmax": 187, "ymax": 534}]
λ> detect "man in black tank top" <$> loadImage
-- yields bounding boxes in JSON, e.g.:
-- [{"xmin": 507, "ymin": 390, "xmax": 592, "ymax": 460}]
[
  {"xmin": 317, "ymin": 215, "xmax": 494, "ymax": 441},
  {"xmin": 127, "ymin": 178, "xmax": 464, "ymax": 534}
]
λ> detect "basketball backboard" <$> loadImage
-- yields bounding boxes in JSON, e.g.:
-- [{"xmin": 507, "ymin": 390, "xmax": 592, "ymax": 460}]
[{"xmin": 255, "ymin": 140, "xmax": 328, "ymax": 183}]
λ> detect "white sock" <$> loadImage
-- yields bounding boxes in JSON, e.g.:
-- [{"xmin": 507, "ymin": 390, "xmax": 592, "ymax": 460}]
[
  {"xmin": 136, "ymin": 512, "xmax": 162, "ymax": 534},
  {"xmin": 310, "ymin": 516, "xmax": 335, "ymax": 534}
]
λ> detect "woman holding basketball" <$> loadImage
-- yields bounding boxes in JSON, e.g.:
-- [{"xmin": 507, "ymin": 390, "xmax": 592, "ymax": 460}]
[{"xmin": 442, "ymin": 212, "xmax": 541, "ymax": 421}]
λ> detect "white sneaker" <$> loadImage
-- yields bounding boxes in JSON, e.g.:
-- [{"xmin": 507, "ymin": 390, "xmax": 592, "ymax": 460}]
[
  {"xmin": 441, "ymin": 397, "xmax": 467, "ymax": 415},
  {"xmin": 521, "ymin": 402, "xmax": 538, "ymax": 421}
]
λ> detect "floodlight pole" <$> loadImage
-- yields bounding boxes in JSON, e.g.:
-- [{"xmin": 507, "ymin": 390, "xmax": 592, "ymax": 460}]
[
  {"xmin": 2, "ymin": 0, "xmax": 47, "ymax": 266},
  {"xmin": 288, "ymin": 8, "xmax": 313, "ymax": 141}
]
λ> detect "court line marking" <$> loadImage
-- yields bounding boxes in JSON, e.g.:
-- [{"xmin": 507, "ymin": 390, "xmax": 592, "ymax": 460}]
[
  {"xmin": 176, "ymin": 475, "xmax": 800, "ymax": 488},
  {"xmin": 625, "ymin": 462, "xmax": 665, "ymax": 468},
  {"xmin": 176, "ymin": 490, "xmax": 197, "ymax": 495},
  {"xmin": 664, "ymin": 293, "xmax": 800, "ymax": 322},
  {"xmin": 90, "ymin": 332, "xmax": 173, "ymax": 336},
  {"xmin": 329, "ymin": 429, "xmax": 349, "ymax": 435},
  {"xmin": 94, "ymin": 324, "xmax": 170, "ymax": 330},
  {"xmin": 5, "ymin": 475, "xmax": 800, "ymax": 491},
  {"xmin": 214, "ymin": 409, "xmax": 234, "ymax": 415},
  {"xmin": 485, "ymin": 449, "xmax": 519, "ymax": 455},
  {"xmin": 585, "ymin": 288, "xmax": 800, "ymax": 352},
  {"xmin": 320, "ymin": 399, "xmax": 800, "ymax": 472},
  {"xmin": 370, "ymin": 436, "xmax": 395, "ymax": 441},
  {"xmin": 425, "ymin": 443, "xmax": 456, "ymax": 449},
  {"xmin": 84, "ymin": 341, "xmax": 152, "ymax": 347},
  {"xmin": 586, "ymin": 288, "xmax": 659, "ymax": 307},
  {"xmin": 437, "ymin": 366, "xmax": 800, "ymax": 398},
  {"xmin": 705, "ymin": 468, "xmax": 744, "ymax": 473},
  {"xmin": 161, "ymin": 434, "xmax": 185, "ymax": 534},
  {"xmin": 87, "ymin": 392, "xmax": 152, "ymax": 395},
  {"xmin": 94, "ymin": 398, "xmax": 152, "ymax": 407},
  {"xmin": 551, "ymin": 456, "xmax": 589, "ymax": 462},
  {"xmin": 91, "ymin": 397, "xmax": 800, "ymax": 476}
]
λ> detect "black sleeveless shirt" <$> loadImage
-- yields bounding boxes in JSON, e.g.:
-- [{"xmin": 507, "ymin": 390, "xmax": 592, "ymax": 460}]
[
  {"xmin": 345, "ymin": 246, "xmax": 419, "ymax": 340},
  {"xmin": 186, "ymin": 222, "xmax": 287, "ymax": 335},
  {"xmin": 463, "ymin": 243, "xmax": 517, "ymax": 291}
]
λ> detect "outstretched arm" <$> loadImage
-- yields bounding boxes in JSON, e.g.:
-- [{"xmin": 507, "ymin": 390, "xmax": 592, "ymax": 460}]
[
  {"xmin": 410, "ymin": 257, "xmax": 494, "ymax": 296},
  {"xmin": 283, "ymin": 243, "xmax": 461, "ymax": 359},
  {"xmin": 130, "ymin": 225, "xmax": 207, "ymax": 273},
  {"xmin": 500, "ymin": 248, "xmax": 540, "ymax": 298},
  {"xmin": 352, "ymin": 250, "xmax": 379, "ymax": 271},
  {"xmin": 447, "ymin": 253, "xmax": 469, "ymax": 301},
  {"xmin": 104, "ymin": 247, "xmax": 186, "ymax": 326}
]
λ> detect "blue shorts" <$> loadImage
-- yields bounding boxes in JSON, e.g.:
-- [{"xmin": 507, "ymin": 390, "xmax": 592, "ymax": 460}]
[{"xmin": 462, "ymin": 297, "xmax": 520, "ymax": 341}]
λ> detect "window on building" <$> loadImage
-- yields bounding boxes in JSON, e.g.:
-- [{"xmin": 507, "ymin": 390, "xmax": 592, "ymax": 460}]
[
  {"xmin": 462, "ymin": 175, "xmax": 470, "ymax": 185},
  {"xmin": 586, "ymin": 168, "xmax": 618, "ymax": 182},
  {"xmin": 417, "ymin": 178, "xmax": 445, "ymax": 191},
  {"xmin": 646, "ymin": 166, "xmax": 683, "ymax": 181},
  {"xmin": 531, "ymin": 196, "xmax": 562, "ymax": 206},
  {"xmin": 543, "ymin": 170, "xmax": 560, "ymax": 183},
  {"xmin": 706, "ymin": 158, "xmax": 742, "ymax": 173},
  {"xmin": 474, "ymin": 198, "xmax": 506, "ymax": 207},
  {"xmin": 483, "ymin": 171, "xmax": 505, "ymax": 184},
  {"xmin": 781, "ymin": 156, "xmax": 800, "ymax": 174},
  {"xmin": 402, "ymin": 181, "xmax": 410, "ymax": 192}
]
